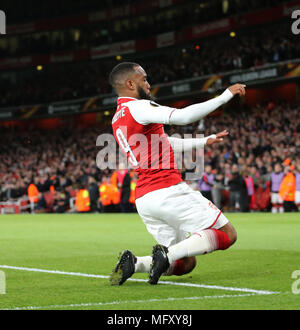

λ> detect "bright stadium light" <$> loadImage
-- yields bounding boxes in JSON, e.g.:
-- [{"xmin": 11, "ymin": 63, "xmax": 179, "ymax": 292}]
[{"xmin": 222, "ymin": 0, "xmax": 229, "ymax": 14}]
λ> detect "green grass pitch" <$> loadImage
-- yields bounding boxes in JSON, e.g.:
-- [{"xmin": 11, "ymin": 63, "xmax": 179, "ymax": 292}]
[{"xmin": 0, "ymin": 212, "xmax": 299, "ymax": 310}]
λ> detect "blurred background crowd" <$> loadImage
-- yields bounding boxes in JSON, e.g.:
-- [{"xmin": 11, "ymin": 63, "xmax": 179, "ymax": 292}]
[
  {"xmin": 0, "ymin": 0, "xmax": 299, "ymax": 214},
  {"xmin": 0, "ymin": 101, "xmax": 299, "ymax": 213},
  {"xmin": 0, "ymin": 20, "xmax": 298, "ymax": 108}
]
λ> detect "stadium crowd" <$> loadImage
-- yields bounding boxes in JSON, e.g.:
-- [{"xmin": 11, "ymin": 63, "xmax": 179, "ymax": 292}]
[
  {"xmin": 0, "ymin": 101, "xmax": 299, "ymax": 214},
  {"xmin": 0, "ymin": 19, "xmax": 298, "ymax": 108},
  {"xmin": 176, "ymin": 101, "xmax": 300, "ymax": 213},
  {"xmin": 1, "ymin": 0, "xmax": 287, "ymax": 52},
  {"xmin": 145, "ymin": 21, "xmax": 298, "ymax": 83}
]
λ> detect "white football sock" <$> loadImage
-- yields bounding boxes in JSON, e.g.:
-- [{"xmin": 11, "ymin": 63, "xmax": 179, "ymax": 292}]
[
  {"xmin": 134, "ymin": 256, "xmax": 152, "ymax": 273},
  {"xmin": 167, "ymin": 231, "xmax": 218, "ymax": 264}
]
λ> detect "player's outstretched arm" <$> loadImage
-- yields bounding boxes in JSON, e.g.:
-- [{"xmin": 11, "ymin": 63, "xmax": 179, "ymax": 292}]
[
  {"xmin": 169, "ymin": 84, "xmax": 246, "ymax": 126},
  {"xmin": 205, "ymin": 130, "xmax": 229, "ymax": 146},
  {"xmin": 168, "ymin": 130, "xmax": 229, "ymax": 152}
]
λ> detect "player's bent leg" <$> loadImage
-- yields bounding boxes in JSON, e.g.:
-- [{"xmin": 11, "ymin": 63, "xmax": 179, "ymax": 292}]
[
  {"xmin": 148, "ymin": 218, "xmax": 237, "ymax": 284},
  {"xmin": 168, "ymin": 228, "xmax": 232, "ymax": 261},
  {"xmin": 149, "ymin": 227, "xmax": 233, "ymax": 284},
  {"xmin": 149, "ymin": 250, "xmax": 197, "ymax": 284},
  {"xmin": 217, "ymin": 222, "xmax": 237, "ymax": 246},
  {"xmin": 183, "ymin": 256, "xmax": 197, "ymax": 274},
  {"xmin": 165, "ymin": 257, "xmax": 197, "ymax": 276},
  {"xmin": 164, "ymin": 227, "xmax": 234, "ymax": 269}
]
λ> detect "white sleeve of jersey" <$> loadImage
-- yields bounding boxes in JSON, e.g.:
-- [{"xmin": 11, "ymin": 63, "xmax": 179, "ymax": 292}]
[
  {"xmin": 128, "ymin": 89, "xmax": 233, "ymax": 126},
  {"xmin": 169, "ymin": 89, "xmax": 233, "ymax": 125},
  {"xmin": 128, "ymin": 100, "xmax": 176, "ymax": 125},
  {"xmin": 168, "ymin": 135, "xmax": 217, "ymax": 152}
]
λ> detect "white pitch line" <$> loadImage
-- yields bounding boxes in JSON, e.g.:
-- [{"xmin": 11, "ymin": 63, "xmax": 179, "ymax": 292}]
[
  {"xmin": 2, "ymin": 293, "xmax": 263, "ymax": 310},
  {"xmin": 0, "ymin": 265, "xmax": 108, "ymax": 279},
  {"xmin": 0, "ymin": 264, "xmax": 280, "ymax": 295}
]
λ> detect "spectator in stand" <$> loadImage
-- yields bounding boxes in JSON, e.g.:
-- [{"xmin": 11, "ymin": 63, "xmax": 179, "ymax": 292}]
[
  {"xmin": 35, "ymin": 192, "xmax": 47, "ymax": 213},
  {"xmin": 88, "ymin": 175, "xmax": 100, "ymax": 213},
  {"xmin": 120, "ymin": 170, "xmax": 131, "ymax": 213},
  {"xmin": 27, "ymin": 178, "xmax": 40, "ymax": 209},
  {"xmin": 75, "ymin": 183, "xmax": 91, "ymax": 213},
  {"xmin": 111, "ymin": 164, "xmax": 131, "ymax": 212},
  {"xmin": 252, "ymin": 177, "xmax": 271, "ymax": 211},
  {"xmin": 53, "ymin": 187, "xmax": 70, "ymax": 213},
  {"xmin": 197, "ymin": 165, "xmax": 214, "ymax": 202},
  {"xmin": 279, "ymin": 165, "xmax": 296, "ymax": 212},
  {"xmin": 211, "ymin": 171, "xmax": 225, "ymax": 210},
  {"xmin": 271, "ymin": 163, "xmax": 285, "ymax": 213},
  {"xmin": 243, "ymin": 168, "xmax": 255, "ymax": 211},
  {"xmin": 295, "ymin": 163, "xmax": 300, "ymax": 212},
  {"xmin": 228, "ymin": 164, "xmax": 248, "ymax": 212},
  {"xmin": 3, "ymin": 181, "xmax": 15, "ymax": 201},
  {"xmin": 99, "ymin": 175, "xmax": 119, "ymax": 212}
]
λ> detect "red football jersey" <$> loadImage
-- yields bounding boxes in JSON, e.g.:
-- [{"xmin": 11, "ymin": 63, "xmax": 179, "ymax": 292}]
[{"xmin": 112, "ymin": 97, "xmax": 183, "ymax": 199}]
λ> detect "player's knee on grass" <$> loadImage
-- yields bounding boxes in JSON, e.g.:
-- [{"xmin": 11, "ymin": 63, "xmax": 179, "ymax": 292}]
[
  {"xmin": 167, "ymin": 257, "xmax": 196, "ymax": 276},
  {"xmin": 182, "ymin": 256, "xmax": 197, "ymax": 274},
  {"xmin": 227, "ymin": 225, "xmax": 237, "ymax": 246},
  {"xmin": 219, "ymin": 222, "xmax": 237, "ymax": 247}
]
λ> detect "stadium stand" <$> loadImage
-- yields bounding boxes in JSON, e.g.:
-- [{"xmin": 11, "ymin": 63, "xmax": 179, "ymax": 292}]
[
  {"xmin": 0, "ymin": 0, "xmax": 299, "ymax": 213},
  {"xmin": 0, "ymin": 101, "xmax": 299, "ymax": 213},
  {"xmin": 0, "ymin": 20, "xmax": 299, "ymax": 107}
]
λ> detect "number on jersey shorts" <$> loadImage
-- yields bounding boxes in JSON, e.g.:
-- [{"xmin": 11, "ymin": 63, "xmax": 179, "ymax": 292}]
[{"xmin": 135, "ymin": 182, "xmax": 229, "ymax": 247}]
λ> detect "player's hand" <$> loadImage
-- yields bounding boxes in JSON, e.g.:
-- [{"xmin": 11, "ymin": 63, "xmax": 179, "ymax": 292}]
[
  {"xmin": 228, "ymin": 83, "xmax": 246, "ymax": 96},
  {"xmin": 206, "ymin": 130, "xmax": 229, "ymax": 146}
]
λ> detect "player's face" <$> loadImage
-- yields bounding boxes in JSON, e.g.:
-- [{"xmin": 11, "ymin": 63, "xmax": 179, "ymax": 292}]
[{"xmin": 134, "ymin": 66, "xmax": 151, "ymax": 100}]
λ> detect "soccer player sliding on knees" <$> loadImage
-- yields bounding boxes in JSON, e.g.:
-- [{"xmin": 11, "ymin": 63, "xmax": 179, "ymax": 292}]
[{"xmin": 109, "ymin": 62, "xmax": 246, "ymax": 285}]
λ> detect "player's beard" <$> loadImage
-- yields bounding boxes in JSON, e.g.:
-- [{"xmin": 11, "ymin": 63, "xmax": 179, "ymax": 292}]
[{"xmin": 137, "ymin": 86, "xmax": 151, "ymax": 100}]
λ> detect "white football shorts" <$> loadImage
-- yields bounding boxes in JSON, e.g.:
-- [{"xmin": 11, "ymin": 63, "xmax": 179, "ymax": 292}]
[
  {"xmin": 135, "ymin": 182, "xmax": 229, "ymax": 247},
  {"xmin": 295, "ymin": 191, "xmax": 300, "ymax": 204},
  {"xmin": 271, "ymin": 192, "xmax": 283, "ymax": 204}
]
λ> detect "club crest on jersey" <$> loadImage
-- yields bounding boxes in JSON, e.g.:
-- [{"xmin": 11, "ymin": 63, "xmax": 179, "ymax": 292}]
[{"xmin": 150, "ymin": 101, "xmax": 159, "ymax": 107}]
